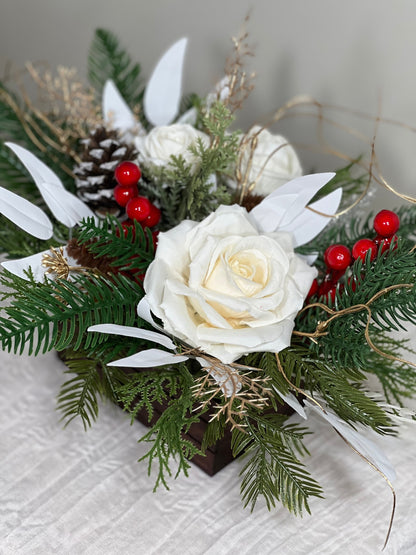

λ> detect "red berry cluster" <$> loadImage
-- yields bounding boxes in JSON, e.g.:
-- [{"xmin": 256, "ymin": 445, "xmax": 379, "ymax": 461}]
[
  {"xmin": 113, "ymin": 161, "xmax": 161, "ymax": 229},
  {"xmin": 307, "ymin": 209, "xmax": 400, "ymax": 304}
]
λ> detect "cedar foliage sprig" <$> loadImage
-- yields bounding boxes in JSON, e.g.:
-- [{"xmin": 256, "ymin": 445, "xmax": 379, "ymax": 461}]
[
  {"xmin": 139, "ymin": 102, "xmax": 236, "ymax": 227},
  {"xmin": 137, "ymin": 363, "xmax": 204, "ymax": 490},
  {"xmin": 117, "ymin": 370, "xmax": 183, "ymax": 423}
]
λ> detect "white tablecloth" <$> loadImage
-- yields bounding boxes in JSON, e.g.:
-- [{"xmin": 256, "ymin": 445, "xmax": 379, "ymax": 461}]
[{"xmin": 1, "ymin": 349, "xmax": 416, "ymax": 554}]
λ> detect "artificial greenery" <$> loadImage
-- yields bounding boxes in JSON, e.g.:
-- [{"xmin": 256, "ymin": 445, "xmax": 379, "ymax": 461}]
[
  {"xmin": 88, "ymin": 28, "xmax": 144, "ymax": 109},
  {"xmin": 75, "ymin": 216, "xmax": 155, "ymax": 277},
  {"xmin": 137, "ymin": 363, "xmax": 205, "ymax": 490},
  {"xmin": 0, "ymin": 269, "xmax": 144, "ymax": 355},
  {"xmin": 57, "ymin": 348, "xmax": 127, "ymax": 430},
  {"xmin": 1, "ymin": 25, "xmax": 416, "ymax": 521},
  {"xmin": 140, "ymin": 102, "xmax": 236, "ymax": 227},
  {"xmin": 232, "ymin": 413, "xmax": 322, "ymax": 515}
]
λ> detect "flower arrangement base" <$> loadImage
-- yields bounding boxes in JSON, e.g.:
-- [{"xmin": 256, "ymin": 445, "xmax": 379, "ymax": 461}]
[
  {"xmin": 133, "ymin": 398, "xmax": 236, "ymax": 476},
  {"xmin": 57, "ymin": 352, "xmax": 293, "ymax": 476}
]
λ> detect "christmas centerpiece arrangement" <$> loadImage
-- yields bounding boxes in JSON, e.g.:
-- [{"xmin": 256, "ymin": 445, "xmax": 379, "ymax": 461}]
[{"xmin": 1, "ymin": 27, "xmax": 416, "ymax": 544}]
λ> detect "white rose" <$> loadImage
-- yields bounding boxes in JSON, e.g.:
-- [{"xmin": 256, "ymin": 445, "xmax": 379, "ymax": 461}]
[
  {"xmin": 134, "ymin": 123, "xmax": 210, "ymax": 171},
  {"xmin": 238, "ymin": 125, "xmax": 302, "ymax": 196},
  {"xmin": 143, "ymin": 204, "xmax": 316, "ymax": 364}
]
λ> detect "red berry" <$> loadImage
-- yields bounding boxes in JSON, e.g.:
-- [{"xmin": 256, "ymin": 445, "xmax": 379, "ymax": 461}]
[
  {"xmin": 152, "ymin": 230, "xmax": 159, "ymax": 250},
  {"xmin": 113, "ymin": 184, "xmax": 138, "ymax": 207},
  {"xmin": 114, "ymin": 161, "xmax": 142, "ymax": 186},
  {"xmin": 374, "ymin": 234, "xmax": 398, "ymax": 253},
  {"xmin": 126, "ymin": 196, "xmax": 152, "ymax": 222},
  {"xmin": 322, "ymin": 284, "xmax": 343, "ymax": 304},
  {"xmin": 142, "ymin": 204, "xmax": 161, "ymax": 228},
  {"xmin": 318, "ymin": 275, "xmax": 334, "ymax": 296},
  {"xmin": 352, "ymin": 238, "xmax": 377, "ymax": 262},
  {"xmin": 307, "ymin": 278, "xmax": 319, "ymax": 299},
  {"xmin": 324, "ymin": 244, "xmax": 352, "ymax": 271},
  {"xmin": 373, "ymin": 210, "xmax": 400, "ymax": 237}
]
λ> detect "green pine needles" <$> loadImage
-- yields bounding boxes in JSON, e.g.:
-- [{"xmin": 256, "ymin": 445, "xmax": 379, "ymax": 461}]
[
  {"xmin": 88, "ymin": 28, "xmax": 144, "ymax": 108},
  {"xmin": 0, "ymin": 269, "xmax": 144, "ymax": 355},
  {"xmin": 232, "ymin": 413, "xmax": 323, "ymax": 515}
]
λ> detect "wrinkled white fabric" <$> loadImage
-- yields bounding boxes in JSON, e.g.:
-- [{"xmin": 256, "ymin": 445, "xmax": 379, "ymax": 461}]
[{"xmin": 1, "ymin": 346, "xmax": 416, "ymax": 554}]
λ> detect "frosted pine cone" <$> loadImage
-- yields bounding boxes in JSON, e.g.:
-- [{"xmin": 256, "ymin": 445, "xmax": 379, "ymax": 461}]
[{"xmin": 74, "ymin": 127, "xmax": 137, "ymax": 217}]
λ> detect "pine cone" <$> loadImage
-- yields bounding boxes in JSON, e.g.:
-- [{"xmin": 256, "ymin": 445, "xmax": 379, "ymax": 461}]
[
  {"xmin": 74, "ymin": 127, "xmax": 137, "ymax": 217},
  {"xmin": 67, "ymin": 238, "xmax": 116, "ymax": 274}
]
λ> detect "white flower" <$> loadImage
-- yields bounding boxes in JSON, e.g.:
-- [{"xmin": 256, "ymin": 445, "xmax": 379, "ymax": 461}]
[
  {"xmin": 134, "ymin": 123, "xmax": 210, "ymax": 172},
  {"xmin": 143, "ymin": 204, "xmax": 317, "ymax": 364},
  {"xmin": 238, "ymin": 125, "xmax": 302, "ymax": 196}
]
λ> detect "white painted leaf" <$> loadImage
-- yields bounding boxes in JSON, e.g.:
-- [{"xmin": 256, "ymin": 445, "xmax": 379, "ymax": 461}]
[
  {"xmin": 1, "ymin": 250, "xmax": 50, "ymax": 281},
  {"xmin": 249, "ymin": 193, "xmax": 298, "ymax": 232},
  {"xmin": 2, "ymin": 246, "xmax": 81, "ymax": 282},
  {"xmin": 88, "ymin": 323, "xmax": 176, "ymax": 350},
  {"xmin": 281, "ymin": 187, "xmax": 342, "ymax": 247},
  {"xmin": 144, "ymin": 38, "xmax": 188, "ymax": 126},
  {"xmin": 137, "ymin": 297, "xmax": 165, "ymax": 332},
  {"xmin": 107, "ymin": 348, "xmax": 188, "ymax": 368},
  {"xmin": 102, "ymin": 80, "xmax": 138, "ymax": 134},
  {"xmin": 250, "ymin": 172, "xmax": 335, "ymax": 232},
  {"xmin": 6, "ymin": 143, "xmax": 95, "ymax": 228},
  {"xmin": 305, "ymin": 401, "xmax": 396, "ymax": 482},
  {"xmin": 0, "ymin": 185, "xmax": 53, "ymax": 239},
  {"xmin": 176, "ymin": 107, "xmax": 197, "ymax": 125},
  {"xmin": 41, "ymin": 183, "xmax": 96, "ymax": 227},
  {"xmin": 274, "ymin": 389, "xmax": 307, "ymax": 419}
]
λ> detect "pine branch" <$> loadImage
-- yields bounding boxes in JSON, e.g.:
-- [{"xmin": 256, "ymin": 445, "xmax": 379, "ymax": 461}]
[
  {"xmin": 0, "ymin": 270, "xmax": 143, "ymax": 355},
  {"xmin": 278, "ymin": 345, "xmax": 394, "ymax": 434},
  {"xmin": 0, "ymin": 215, "xmax": 53, "ymax": 258},
  {"xmin": 365, "ymin": 335, "xmax": 416, "ymax": 406},
  {"xmin": 233, "ymin": 412, "xmax": 322, "ymax": 514},
  {"xmin": 298, "ymin": 203, "xmax": 416, "ymax": 264},
  {"xmin": 88, "ymin": 28, "xmax": 144, "ymax": 108},
  {"xmin": 75, "ymin": 216, "xmax": 155, "ymax": 276},
  {"xmin": 57, "ymin": 348, "xmax": 129, "ymax": 430},
  {"xmin": 0, "ymin": 84, "xmax": 30, "ymax": 143},
  {"xmin": 297, "ymin": 242, "xmax": 416, "ymax": 371}
]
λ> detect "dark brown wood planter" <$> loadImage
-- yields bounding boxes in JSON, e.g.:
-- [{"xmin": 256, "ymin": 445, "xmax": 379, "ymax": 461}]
[
  {"xmin": 133, "ymin": 397, "xmax": 235, "ymax": 476},
  {"xmin": 58, "ymin": 352, "xmax": 293, "ymax": 476},
  {"xmin": 132, "ymin": 395, "xmax": 295, "ymax": 476}
]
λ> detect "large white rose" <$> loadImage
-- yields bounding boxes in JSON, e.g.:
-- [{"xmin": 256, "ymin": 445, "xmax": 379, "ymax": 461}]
[
  {"xmin": 134, "ymin": 123, "xmax": 210, "ymax": 171},
  {"xmin": 238, "ymin": 125, "xmax": 302, "ymax": 196},
  {"xmin": 143, "ymin": 204, "xmax": 317, "ymax": 364}
]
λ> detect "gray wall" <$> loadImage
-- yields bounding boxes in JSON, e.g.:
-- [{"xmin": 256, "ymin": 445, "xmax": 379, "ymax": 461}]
[{"xmin": 1, "ymin": 0, "xmax": 416, "ymax": 209}]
